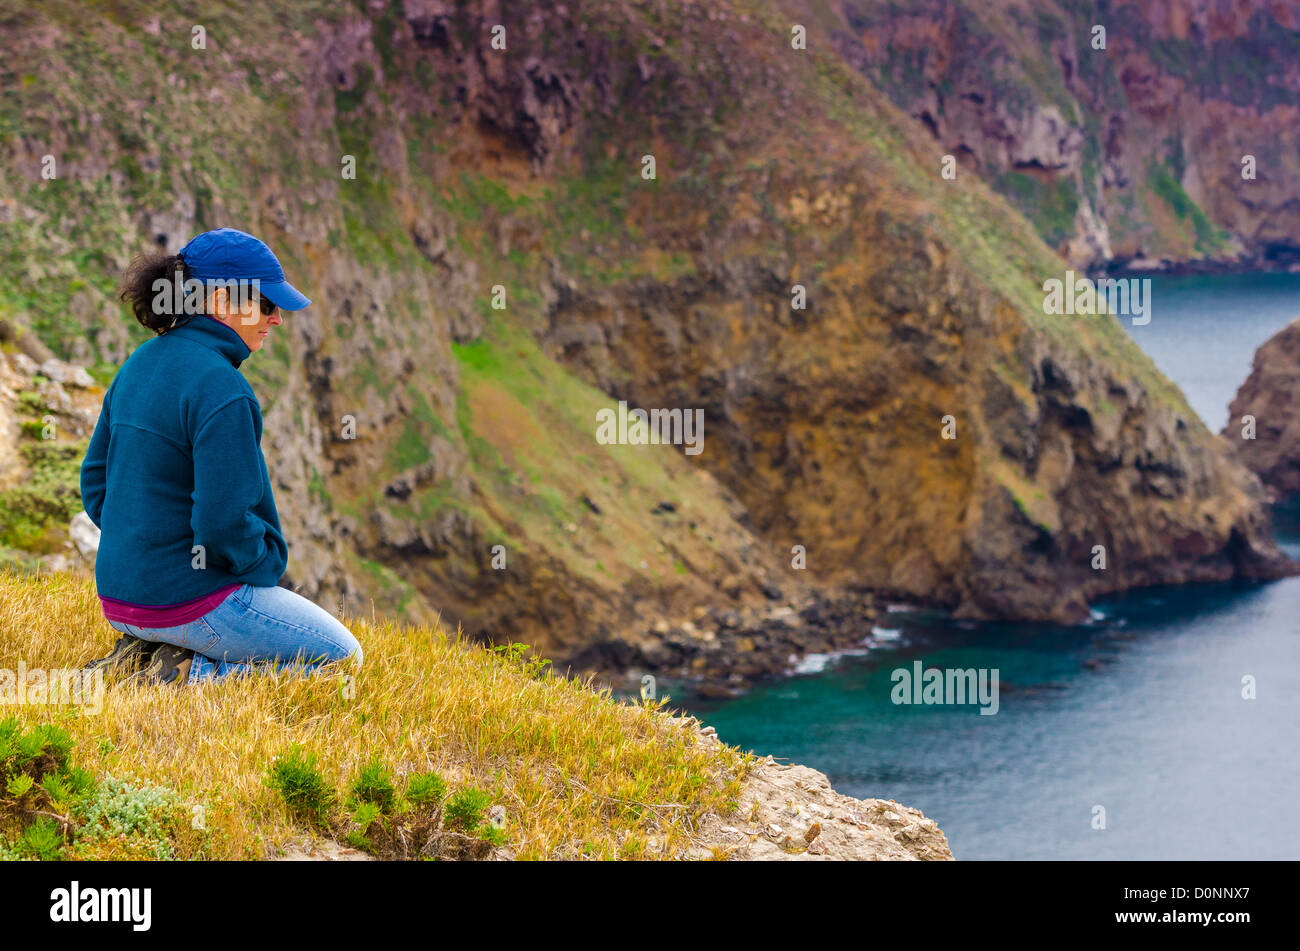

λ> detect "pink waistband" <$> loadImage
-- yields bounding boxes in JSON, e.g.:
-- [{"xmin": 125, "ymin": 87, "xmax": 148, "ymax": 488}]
[{"xmin": 100, "ymin": 584, "xmax": 241, "ymax": 628}]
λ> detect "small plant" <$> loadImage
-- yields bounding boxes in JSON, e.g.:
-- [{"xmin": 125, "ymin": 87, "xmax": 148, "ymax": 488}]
[
  {"xmin": 41, "ymin": 773, "xmax": 72, "ymax": 805},
  {"xmin": 489, "ymin": 641, "xmax": 552, "ymax": 679},
  {"xmin": 0, "ymin": 719, "xmax": 105, "ymax": 860},
  {"xmin": 6, "ymin": 774, "xmax": 34, "ymax": 797},
  {"xmin": 1, "ymin": 718, "xmax": 93, "ymax": 808},
  {"xmin": 405, "ymin": 771, "xmax": 447, "ymax": 808},
  {"xmin": 490, "ymin": 641, "xmax": 530, "ymax": 664},
  {"xmin": 442, "ymin": 787, "xmax": 492, "ymax": 833},
  {"xmin": 350, "ymin": 759, "xmax": 398, "ymax": 815},
  {"xmin": 74, "ymin": 777, "xmax": 183, "ymax": 860},
  {"xmin": 478, "ymin": 823, "xmax": 508, "ymax": 848},
  {"xmin": 344, "ymin": 801, "xmax": 383, "ymax": 851},
  {"xmin": 16, "ymin": 816, "xmax": 64, "ymax": 860},
  {"xmin": 265, "ymin": 746, "xmax": 335, "ymax": 826},
  {"xmin": 15, "ymin": 390, "xmax": 45, "ymax": 417}
]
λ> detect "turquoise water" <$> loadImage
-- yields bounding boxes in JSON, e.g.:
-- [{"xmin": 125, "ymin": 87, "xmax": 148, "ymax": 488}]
[
  {"xmin": 675, "ymin": 272, "xmax": 1300, "ymax": 859},
  {"xmin": 1121, "ymin": 271, "xmax": 1300, "ymax": 430}
]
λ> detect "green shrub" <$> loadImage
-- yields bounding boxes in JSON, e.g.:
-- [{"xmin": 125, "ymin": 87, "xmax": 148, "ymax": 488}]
[
  {"xmin": 0, "ymin": 719, "xmax": 88, "ymax": 802},
  {"xmin": 265, "ymin": 745, "xmax": 335, "ymax": 826},
  {"xmin": 15, "ymin": 816, "xmax": 64, "ymax": 860},
  {"xmin": 261, "ymin": 750, "xmax": 505, "ymax": 857},
  {"xmin": 405, "ymin": 771, "xmax": 447, "ymax": 807},
  {"xmin": 5, "ymin": 774, "xmax": 33, "ymax": 797},
  {"xmin": 344, "ymin": 800, "xmax": 384, "ymax": 851},
  {"xmin": 490, "ymin": 641, "xmax": 552, "ymax": 679},
  {"xmin": 350, "ymin": 759, "xmax": 398, "ymax": 815},
  {"xmin": 443, "ymin": 787, "xmax": 492, "ymax": 832},
  {"xmin": 0, "ymin": 718, "xmax": 97, "ymax": 860}
]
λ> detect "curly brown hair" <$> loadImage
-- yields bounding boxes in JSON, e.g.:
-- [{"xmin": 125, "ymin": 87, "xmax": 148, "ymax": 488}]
[{"xmin": 117, "ymin": 251, "xmax": 201, "ymax": 335}]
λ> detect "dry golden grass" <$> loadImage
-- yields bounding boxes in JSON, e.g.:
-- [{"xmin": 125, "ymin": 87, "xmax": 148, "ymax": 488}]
[{"xmin": 0, "ymin": 567, "xmax": 751, "ymax": 860}]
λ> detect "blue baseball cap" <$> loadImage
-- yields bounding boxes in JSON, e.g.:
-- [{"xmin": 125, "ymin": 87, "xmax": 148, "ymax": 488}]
[{"xmin": 177, "ymin": 227, "xmax": 311, "ymax": 311}]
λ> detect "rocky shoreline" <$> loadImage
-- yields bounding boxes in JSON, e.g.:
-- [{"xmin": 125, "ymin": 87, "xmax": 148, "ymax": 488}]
[
  {"xmin": 1101, "ymin": 257, "xmax": 1300, "ymax": 278},
  {"xmin": 569, "ymin": 587, "xmax": 893, "ymax": 699}
]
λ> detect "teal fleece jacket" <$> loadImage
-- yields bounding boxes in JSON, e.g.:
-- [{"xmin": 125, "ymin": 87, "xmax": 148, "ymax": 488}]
[{"xmin": 80, "ymin": 315, "xmax": 288, "ymax": 606}]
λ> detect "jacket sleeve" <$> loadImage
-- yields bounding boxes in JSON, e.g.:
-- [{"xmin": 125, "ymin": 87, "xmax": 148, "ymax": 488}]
[
  {"xmin": 190, "ymin": 396, "xmax": 273, "ymax": 576},
  {"xmin": 80, "ymin": 384, "xmax": 112, "ymax": 529}
]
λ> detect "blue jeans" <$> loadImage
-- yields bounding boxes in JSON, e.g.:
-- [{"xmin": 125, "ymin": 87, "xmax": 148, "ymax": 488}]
[{"xmin": 108, "ymin": 584, "xmax": 363, "ymax": 685}]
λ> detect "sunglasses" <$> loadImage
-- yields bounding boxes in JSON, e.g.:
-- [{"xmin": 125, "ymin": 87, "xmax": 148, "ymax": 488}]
[{"xmin": 253, "ymin": 294, "xmax": 279, "ymax": 316}]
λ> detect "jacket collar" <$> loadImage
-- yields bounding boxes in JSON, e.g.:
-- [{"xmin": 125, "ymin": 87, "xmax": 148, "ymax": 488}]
[{"xmin": 166, "ymin": 315, "xmax": 251, "ymax": 368}]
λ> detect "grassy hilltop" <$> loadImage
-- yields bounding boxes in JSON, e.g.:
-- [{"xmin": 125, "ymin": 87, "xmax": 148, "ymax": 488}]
[
  {"xmin": 0, "ymin": 567, "xmax": 749, "ymax": 860},
  {"xmin": 0, "ymin": 567, "xmax": 954, "ymax": 860}
]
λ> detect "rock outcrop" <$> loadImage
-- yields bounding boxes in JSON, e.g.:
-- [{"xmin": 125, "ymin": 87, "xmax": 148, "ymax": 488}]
[
  {"xmin": 1224, "ymin": 315, "xmax": 1300, "ymax": 498},
  {"xmin": 675, "ymin": 715, "xmax": 953, "ymax": 860},
  {"xmin": 0, "ymin": 349, "xmax": 101, "ymax": 574}
]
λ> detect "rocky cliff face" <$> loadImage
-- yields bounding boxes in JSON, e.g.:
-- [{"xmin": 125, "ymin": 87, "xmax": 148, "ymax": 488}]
[
  {"xmin": 818, "ymin": 0, "xmax": 1300, "ymax": 272},
  {"xmin": 1225, "ymin": 315, "xmax": 1300, "ymax": 497},
  {"xmin": 0, "ymin": 0, "xmax": 1291, "ymax": 688}
]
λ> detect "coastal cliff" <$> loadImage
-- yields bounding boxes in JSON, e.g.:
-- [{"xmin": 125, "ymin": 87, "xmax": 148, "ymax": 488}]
[
  {"xmin": 0, "ymin": 0, "xmax": 1292, "ymax": 694},
  {"xmin": 820, "ymin": 0, "xmax": 1300, "ymax": 272}
]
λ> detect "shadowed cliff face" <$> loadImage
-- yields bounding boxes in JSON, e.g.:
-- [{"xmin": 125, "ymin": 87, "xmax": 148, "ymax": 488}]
[
  {"xmin": 0, "ymin": 0, "xmax": 1291, "ymax": 682},
  {"xmin": 819, "ymin": 0, "xmax": 1300, "ymax": 272},
  {"xmin": 1225, "ymin": 316, "xmax": 1300, "ymax": 497}
]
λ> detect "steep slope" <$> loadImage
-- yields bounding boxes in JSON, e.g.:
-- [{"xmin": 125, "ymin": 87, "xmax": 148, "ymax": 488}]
[
  {"xmin": 813, "ymin": 0, "xmax": 1300, "ymax": 271},
  {"xmin": 0, "ymin": 0, "xmax": 1290, "ymax": 685}
]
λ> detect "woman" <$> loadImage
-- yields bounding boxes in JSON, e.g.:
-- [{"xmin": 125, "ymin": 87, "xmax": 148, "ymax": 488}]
[{"xmin": 80, "ymin": 227, "xmax": 362, "ymax": 686}]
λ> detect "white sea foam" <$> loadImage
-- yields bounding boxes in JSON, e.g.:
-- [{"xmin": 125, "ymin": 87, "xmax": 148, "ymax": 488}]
[{"xmin": 791, "ymin": 652, "xmax": 832, "ymax": 674}]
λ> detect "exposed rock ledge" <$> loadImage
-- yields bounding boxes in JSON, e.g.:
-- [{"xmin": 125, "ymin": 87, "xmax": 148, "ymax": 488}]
[{"xmin": 680, "ymin": 714, "xmax": 954, "ymax": 861}]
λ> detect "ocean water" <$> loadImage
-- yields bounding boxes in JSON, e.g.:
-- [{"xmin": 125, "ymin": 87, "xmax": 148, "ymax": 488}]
[
  {"xmin": 674, "ymin": 272, "xmax": 1300, "ymax": 859},
  {"xmin": 1121, "ymin": 271, "xmax": 1300, "ymax": 431}
]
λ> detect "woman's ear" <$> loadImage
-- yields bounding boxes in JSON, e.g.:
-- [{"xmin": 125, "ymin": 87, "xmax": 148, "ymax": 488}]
[{"xmin": 207, "ymin": 287, "xmax": 228, "ymax": 321}]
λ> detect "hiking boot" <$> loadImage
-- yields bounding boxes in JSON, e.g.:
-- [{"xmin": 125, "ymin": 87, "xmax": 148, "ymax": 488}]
[
  {"xmin": 81, "ymin": 633, "xmax": 156, "ymax": 676},
  {"xmin": 124, "ymin": 644, "xmax": 195, "ymax": 687}
]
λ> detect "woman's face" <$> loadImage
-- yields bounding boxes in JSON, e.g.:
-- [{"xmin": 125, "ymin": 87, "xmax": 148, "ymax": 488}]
[{"xmin": 211, "ymin": 289, "xmax": 282, "ymax": 353}]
